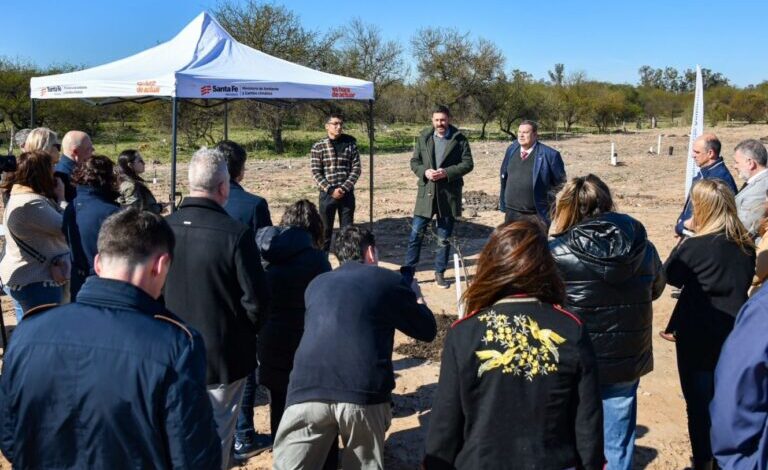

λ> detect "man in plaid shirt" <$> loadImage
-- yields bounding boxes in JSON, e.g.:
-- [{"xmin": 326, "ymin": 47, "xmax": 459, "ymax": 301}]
[{"xmin": 310, "ymin": 113, "xmax": 362, "ymax": 251}]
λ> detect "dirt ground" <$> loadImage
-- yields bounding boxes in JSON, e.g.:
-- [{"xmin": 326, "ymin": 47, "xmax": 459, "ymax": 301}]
[{"xmin": 3, "ymin": 124, "xmax": 766, "ymax": 469}]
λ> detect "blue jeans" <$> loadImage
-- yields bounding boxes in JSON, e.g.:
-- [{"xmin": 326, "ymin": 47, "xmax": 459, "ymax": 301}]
[
  {"xmin": 6, "ymin": 282, "xmax": 63, "ymax": 323},
  {"xmin": 601, "ymin": 380, "xmax": 639, "ymax": 470},
  {"xmin": 2, "ymin": 285, "xmax": 24, "ymax": 323},
  {"xmin": 235, "ymin": 371, "xmax": 257, "ymax": 443},
  {"xmin": 404, "ymin": 215, "xmax": 454, "ymax": 274}
]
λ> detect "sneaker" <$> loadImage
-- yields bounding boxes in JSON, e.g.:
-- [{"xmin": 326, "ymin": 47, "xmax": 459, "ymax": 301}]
[
  {"xmin": 435, "ymin": 272, "xmax": 450, "ymax": 289},
  {"xmin": 233, "ymin": 433, "xmax": 273, "ymax": 461}
]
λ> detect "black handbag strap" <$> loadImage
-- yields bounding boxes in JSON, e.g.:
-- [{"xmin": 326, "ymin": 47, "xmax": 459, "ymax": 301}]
[{"xmin": 7, "ymin": 226, "xmax": 47, "ymax": 264}]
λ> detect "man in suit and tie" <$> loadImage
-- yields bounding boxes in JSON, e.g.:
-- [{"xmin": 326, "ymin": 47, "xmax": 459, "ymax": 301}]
[
  {"xmin": 733, "ymin": 139, "xmax": 768, "ymax": 237},
  {"xmin": 498, "ymin": 120, "xmax": 566, "ymax": 227},
  {"xmin": 404, "ymin": 105, "xmax": 474, "ymax": 289}
]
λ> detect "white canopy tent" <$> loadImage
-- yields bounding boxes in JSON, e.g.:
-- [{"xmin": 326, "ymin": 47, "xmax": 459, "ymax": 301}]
[{"xmin": 30, "ymin": 12, "xmax": 376, "ymax": 219}]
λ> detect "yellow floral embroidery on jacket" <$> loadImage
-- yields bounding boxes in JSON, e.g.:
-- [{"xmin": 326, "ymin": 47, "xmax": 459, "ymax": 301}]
[{"xmin": 475, "ymin": 310, "xmax": 565, "ymax": 381}]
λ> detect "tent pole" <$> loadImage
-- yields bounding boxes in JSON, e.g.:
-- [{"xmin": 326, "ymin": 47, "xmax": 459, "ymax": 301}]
[
  {"xmin": 223, "ymin": 100, "xmax": 229, "ymax": 140},
  {"xmin": 30, "ymin": 99, "xmax": 36, "ymax": 127},
  {"xmin": 368, "ymin": 100, "xmax": 374, "ymax": 231},
  {"xmin": 170, "ymin": 97, "xmax": 179, "ymax": 212}
]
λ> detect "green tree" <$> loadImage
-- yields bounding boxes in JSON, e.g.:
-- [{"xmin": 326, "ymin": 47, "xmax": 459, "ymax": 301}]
[{"xmin": 411, "ymin": 28, "xmax": 504, "ymax": 108}]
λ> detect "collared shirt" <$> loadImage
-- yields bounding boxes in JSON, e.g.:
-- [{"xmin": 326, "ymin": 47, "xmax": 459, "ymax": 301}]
[
  {"xmin": 748, "ymin": 168, "xmax": 768, "ymax": 185},
  {"xmin": 310, "ymin": 134, "xmax": 362, "ymax": 193},
  {"xmin": 520, "ymin": 142, "xmax": 537, "ymax": 159}
]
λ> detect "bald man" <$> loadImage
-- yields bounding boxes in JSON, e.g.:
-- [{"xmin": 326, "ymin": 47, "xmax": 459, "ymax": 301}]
[
  {"xmin": 675, "ymin": 133, "xmax": 738, "ymax": 236},
  {"xmin": 56, "ymin": 131, "xmax": 94, "ymax": 202}
]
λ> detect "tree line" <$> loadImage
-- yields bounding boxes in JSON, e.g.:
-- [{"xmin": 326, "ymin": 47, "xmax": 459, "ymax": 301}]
[{"xmin": 2, "ymin": 0, "xmax": 768, "ymax": 153}]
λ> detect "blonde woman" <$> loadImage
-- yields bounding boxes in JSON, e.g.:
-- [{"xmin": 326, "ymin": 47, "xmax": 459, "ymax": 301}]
[
  {"xmin": 24, "ymin": 127, "xmax": 60, "ymax": 161},
  {"xmin": 663, "ymin": 178, "xmax": 755, "ymax": 470},
  {"xmin": 549, "ymin": 174, "xmax": 664, "ymax": 470}
]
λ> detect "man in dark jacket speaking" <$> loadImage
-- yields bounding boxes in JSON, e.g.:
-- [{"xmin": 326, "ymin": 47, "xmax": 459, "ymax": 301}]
[
  {"xmin": 405, "ymin": 105, "xmax": 474, "ymax": 289},
  {"xmin": 164, "ymin": 148, "xmax": 271, "ymax": 470},
  {"xmin": 273, "ymin": 226, "xmax": 437, "ymax": 469},
  {"xmin": 0, "ymin": 208, "xmax": 221, "ymax": 469}
]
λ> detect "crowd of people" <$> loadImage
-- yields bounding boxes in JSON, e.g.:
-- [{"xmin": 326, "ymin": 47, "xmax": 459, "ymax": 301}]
[{"xmin": 0, "ymin": 107, "xmax": 767, "ymax": 470}]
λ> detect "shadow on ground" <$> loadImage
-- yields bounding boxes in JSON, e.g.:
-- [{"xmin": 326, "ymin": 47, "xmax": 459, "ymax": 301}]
[{"xmin": 370, "ymin": 216, "xmax": 493, "ymax": 272}]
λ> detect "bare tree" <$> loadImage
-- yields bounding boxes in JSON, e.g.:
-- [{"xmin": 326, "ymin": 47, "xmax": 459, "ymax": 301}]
[
  {"xmin": 336, "ymin": 19, "xmax": 406, "ymax": 133},
  {"xmin": 213, "ymin": 0, "xmax": 340, "ymax": 153}
]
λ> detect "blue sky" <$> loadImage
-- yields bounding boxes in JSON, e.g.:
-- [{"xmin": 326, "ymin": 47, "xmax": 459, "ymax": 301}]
[{"xmin": 3, "ymin": 0, "xmax": 765, "ymax": 87}]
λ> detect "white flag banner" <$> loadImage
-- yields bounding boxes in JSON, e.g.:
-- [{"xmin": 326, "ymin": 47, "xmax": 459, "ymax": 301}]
[{"xmin": 684, "ymin": 65, "xmax": 704, "ymax": 197}]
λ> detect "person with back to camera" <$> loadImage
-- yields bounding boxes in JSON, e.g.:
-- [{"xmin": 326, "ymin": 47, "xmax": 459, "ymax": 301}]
[
  {"xmin": 0, "ymin": 208, "xmax": 221, "ymax": 469},
  {"xmin": 549, "ymin": 174, "xmax": 665, "ymax": 470},
  {"xmin": 63, "ymin": 155, "xmax": 121, "ymax": 300},
  {"xmin": 0, "ymin": 151, "xmax": 68, "ymax": 321},
  {"xmin": 254, "ymin": 199, "xmax": 334, "ymax": 466},
  {"xmin": 117, "ymin": 149, "xmax": 163, "ymax": 214},
  {"xmin": 664, "ymin": 179, "xmax": 755, "ymax": 470},
  {"xmin": 273, "ymin": 225, "xmax": 436, "ymax": 470},
  {"xmin": 424, "ymin": 220, "xmax": 604, "ymax": 470}
]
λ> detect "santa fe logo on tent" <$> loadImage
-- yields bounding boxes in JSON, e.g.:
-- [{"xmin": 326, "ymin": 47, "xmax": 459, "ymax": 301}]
[{"xmin": 201, "ymin": 85, "xmax": 213, "ymax": 96}]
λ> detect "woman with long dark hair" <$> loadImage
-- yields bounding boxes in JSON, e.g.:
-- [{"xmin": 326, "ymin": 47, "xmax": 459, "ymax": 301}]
[
  {"xmin": 117, "ymin": 149, "xmax": 162, "ymax": 213},
  {"xmin": 664, "ymin": 178, "xmax": 755, "ymax": 470},
  {"xmin": 236, "ymin": 200, "xmax": 331, "ymax": 461},
  {"xmin": 549, "ymin": 174, "xmax": 664, "ymax": 470},
  {"xmin": 424, "ymin": 220, "xmax": 604, "ymax": 469},
  {"xmin": 0, "ymin": 151, "xmax": 68, "ymax": 320},
  {"xmin": 62, "ymin": 155, "xmax": 121, "ymax": 299}
]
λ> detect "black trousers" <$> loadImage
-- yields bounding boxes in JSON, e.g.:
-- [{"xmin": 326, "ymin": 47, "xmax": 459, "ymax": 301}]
[
  {"xmin": 319, "ymin": 190, "xmax": 355, "ymax": 251},
  {"xmin": 676, "ymin": 341, "xmax": 716, "ymax": 464}
]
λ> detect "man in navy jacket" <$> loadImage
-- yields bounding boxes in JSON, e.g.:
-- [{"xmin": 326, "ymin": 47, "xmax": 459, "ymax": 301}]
[
  {"xmin": 219, "ymin": 140, "xmax": 272, "ymax": 232},
  {"xmin": 499, "ymin": 120, "xmax": 566, "ymax": 226},
  {"xmin": 711, "ymin": 284, "xmax": 768, "ymax": 469},
  {"xmin": 272, "ymin": 226, "xmax": 437, "ymax": 469},
  {"xmin": 675, "ymin": 133, "xmax": 737, "ymax": 236},
  {"xmin": 0, "ymin": 209, "xmax": 220, "ymax": 469}
]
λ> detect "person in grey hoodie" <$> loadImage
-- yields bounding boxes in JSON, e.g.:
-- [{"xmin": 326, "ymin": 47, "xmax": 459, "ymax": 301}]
[{"xmin": 549, "ymin": 174, "xmax": 665, "ymax": 470}]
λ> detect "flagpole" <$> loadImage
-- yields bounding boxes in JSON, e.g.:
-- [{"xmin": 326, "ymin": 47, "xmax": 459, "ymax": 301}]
[{"xmin": 684, "ymin": 65, "xmax": 704, "ymax": 197}]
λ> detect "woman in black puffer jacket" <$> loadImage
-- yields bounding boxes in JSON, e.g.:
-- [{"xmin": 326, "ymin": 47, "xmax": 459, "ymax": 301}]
[
  {"xmin": 255, "ymin": 200, "xmax": 332, "ymax": 441},
  {"xmin": 549, "ymin": 174, "xmax": 665, "ymax": 470}
]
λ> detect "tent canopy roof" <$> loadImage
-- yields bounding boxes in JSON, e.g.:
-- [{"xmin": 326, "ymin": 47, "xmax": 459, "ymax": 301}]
[{"xmin": 30, "ymin": 12, "xmax": 374, "ymax": 101}]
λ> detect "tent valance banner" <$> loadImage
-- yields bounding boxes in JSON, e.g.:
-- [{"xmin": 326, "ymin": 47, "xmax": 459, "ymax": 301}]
[{"xmin": 30, "ymin": 12, "xmax": 374, "ymax": 101}]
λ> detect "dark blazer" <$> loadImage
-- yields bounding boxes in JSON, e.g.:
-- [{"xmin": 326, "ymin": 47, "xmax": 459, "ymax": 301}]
[
  {"xmin": 675, "ymin": 157, "xmax": 738, "ymax": 235},
  {"xmin": 54, "ymin": 156, "xmax": 77, "ymax": 202},
  {"xmin": 664, "ymin": 232, "xmax": 755, "ymax": 370},
  {"xmin": 550, "ymin": 212, "xmax": 665, "ymax": 384},
  {"xmin": 287, "ymin": 262, "xmax": 436, "ymax": 406},
  {"xmin": 410, "ymin": 125, "xmax": 474, "ymax": 219},
  {"xmin": 164, "ymin": 197, "xmax": 271, "ymax": 385},
  {"xmin": 0, "ymin": 277, "xmax": 220, "ymax": 470},
  {"xmin": 499, "ymin": 140, "xmax": 566, "ymax": 225},
  {"xmin": 711, "ymin": 286, "xmax": 768, "ymax": 469},
  {"xmin": 424, "ymin": 298, "xmax": 604, "ymax": 470},
  {"xmin": 255, "ymin": 226, "xmax": 331, "ymax": 388},
  {"xmin": 62, "ymin": 186, "xmax": 121, "ymax": 299},
  {"xmin": 224, "ymin": 180, "xmax": 272, "ymax": 233}
]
